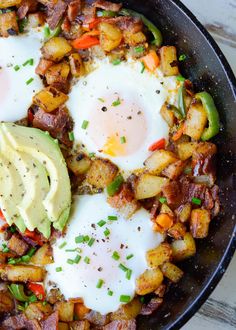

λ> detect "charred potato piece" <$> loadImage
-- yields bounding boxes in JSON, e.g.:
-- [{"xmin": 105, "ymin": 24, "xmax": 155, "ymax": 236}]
[
  {"xmin": 167, "ymin": 222, "xmax": 186, "ymax": 240},
  {"xmin": 27, "ymin": 12, "xmax": 45, "ymax": 28},
  {"xmin": 146, "ymin": 243, "xmax": 172, "ymax": 268},
  {"xmin": 30, "ymin": 243, "xmax": 53, "ymax": 265},
  {"xmin": 190, "ymin": 209, "xmax": 211, "ymax": 238},
  {"xmin": 144, "ymin": 150, "xmax": 178, "ymax": 175},
  {"xmin": 0, "ymin": 0, "xmax": 22, "ymax": 8},
  {"xmin": 184, "ymin": 102, "xmax": 208, "ymax": 140},
  {"xmin": 55, "ymin": 301, "xmax": 74, "ymax": 322},
  {"xmin": 175, "ymin": 203, "xmax": 192, "ymax": 223},
  {"xmin": 99, "ymin": 22, "xmax": 123, "ymax": 52},
  {"xmin": 160, "ymin": 46, "xmax": 179, "ymax": 76},
  {"xmin": 33, "ymin": 86, "xmax": 69, "ymax": 112},
  {"xmin": 67, "ymin": 153, "xmax": 92, "ymax": 176},
  {"xmin": 42, "ymin": 37, "xmax": 72, "ymax": 62},
  {"xmin": 86, "ymin": 158, "xmax": 118, "ymax": 189},
  {"xmin": 74, "ymin": 303, "xmax": 90, "ymax": 321},
  {"xmin": 0, "ymin": 12, "xmax": 19, "ymax": 37},
  {"xmin": 171, "ymin": 232, "xmax": 196, "ymax": 261},
  {"xmin": 177, "ymin": 142, "xmax": 197, "ymax": 161},
  {"xmin": 69, "ymin": 53, "xmax": 85, "ymax": 77},
  {"xmin": 36, "ymin": 58, "xmax": 54, "ymax": 76},
  {"xmin": 7, "ymin": 235, "xmax": 29, "ymax": 256},
  {"xmin": 0, "ymin": 264, "xmax": 45, "ymax": 282},
  {"xmin": 134, "ymin": 173, "xmax": 169, "ymax": 200},
  {"xmin": 104, "ymin": 320, "xmax": 136, "ymax": 330},
  {"xmin": 160, "ymin": 203, "xmax": 174, "ymax": 217},
  {"xmin": 0, "ymin": 290, "xmax": 14, "ymax": 313},
  {"xmin": 160, "ymin": 103, "xmax": 175, "ymax": 127},
  {"xmin": 24, "ymin": 301, "xmax": 53, "ymax": 320},
  {"xmin": 69, "ymin": 320, "xmax": 90, "ymax": 330},
  {"xmin": 161, "ymin": 262, "xmax": 184, "ymax": 283},
  {"xmin": 45, "ymin": 62, "xmax": 70, "ymax": 87},
  {"xmin": 162, "ymin": 160, "xmax": 185, "ymax": 180},
  {"xmin": 123, "ymin": 31, "xmax": 146, "ymax": 46},
  {"xmin": 47, "ymin": 288, "xmax": 63, "ymax": 304},
  {"xmin": 136, "ymin": 268, "xmax": 163, "ymax": 295},
  {"xmin": 110, "ymin": 298, "xmax": 141, "ymax": 321}
]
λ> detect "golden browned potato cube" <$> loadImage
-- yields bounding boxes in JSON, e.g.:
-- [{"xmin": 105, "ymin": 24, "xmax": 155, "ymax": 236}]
[
  {"xmin": 45, "ymin": 62, "xmax": 70, "ymax": 86},
  {"xmin": 59, "ymin": 323, "xmax": 69, "ymax": 330},
  {"xmin": 0, "ymin": 290, "xmax": 14, "ymax": 313},
  {"xmin": 162, "ymin": 160, "xmax": 185, "ymax": 180},
  {"xmin": 177, "ymin": 142, "xmax": 197, "ymax": 160},
  {"xmin": 99, "ymin": 22, "xmax": 123, "ymax": 52},
  {"xmin": 184, "ymin": 102, "xmax": 208, "ymax": 140},
  {"xmin": 0, "ymin": 0, "xmax": 21, "ymax": 8},
  {"xmin": 24, "ymin": 301, "xmax": 53, "ymax": 320},
  {"xmin": 168, "ymin": 222, "xmax": 186, "ymax": 240},
  {"xmin": 0, "ymin": 265, "xmax": 45, "ymax": 282},
  {"xmin": 33, "ymin": 87, "xmax": 69, "ymax": 112},
  {"xmin": 123, "ymin": 31, "xmax": 146, "ymax": 46},
  {"xmin": 56, "ymin": 301, "xmax": 74, "ymax": 322},
  {"xmin": 42, "ymin": 37, "xmax": 72, "ymax": 62},
  {"xmin": 160, "ymin": 46, "xmax": 179, "ymax": 76},
  {"xmin": 136, "ymin": 268, "xmax": 163, "ymax": 295},
  {"xmin": 27, "ymin": 12, "xmax": 45, "ymax": 28},
  {"xmin": 190, "ymin": 209, "xmax": 211, "ymax": 238},
  {"xmin": 134, "ymin": 173, "xmax": 169, "ymax": 200},
  {"xmin": 171, "ymin": 232, "xmax": 196, "ymax": 261},
  {"xmin": 67, "ymin": 153, "xmax": 92, "ymax": 176},
  {"xmin": 0, "ymin": 12, "xmax": 18, "ymax": 37},
  {"xmin": 175, "ymin": 203, "xmax": 192, "ymax": 223},
  {"xmin": 35, "ymin": 58, "xmax": 54, "ymax": 76},
  {"xmin": 160, "ymin": 103, "xmax": 175, "ymax": 127},
  {"xmin": 161, "ymin": 262, "xmax": 184, "ymax": 283},
  {"xmin": 144, "ymin": 150, "xmax": 178, "ymax": 175},
  {"xmin": 69, "ymin": 53, "xmax": 85, "ymax": 77},
  {"xmin": 7, "ymin": 234, "xmax": 28, "ymax": 256},
  {"xmin": 86, "ymin": 158, "xmax": 118, "ymax": 189},
  {"xmin": 146, "ymin": 243, "xmax": 172, "ymax": 268},
  {"xmin": 30, "ymin": 244, "xmax": 53, "ymax": 265},
  {"xmin": 110, "ymin": 298, "xmax": 142, "ymax": 321},
  {"xmin": 160, "ymin": 203, "xmax": 174, "ymax": 217}
]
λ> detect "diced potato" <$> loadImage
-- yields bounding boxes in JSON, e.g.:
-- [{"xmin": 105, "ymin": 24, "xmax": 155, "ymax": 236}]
[
  {"xmin": 184, "ymin": 102, "xmax": 208, "ymax": 140},
  {"xmin": 0, "ymin": 290, "xmax": 14, "ymax": 313},
  {"xmin": 24, "ymin": 301, "xmax": 52, "ymax": 320},
  {"xmin": 0, "ymin": 0, "xmax": 22, "ymax": 8},
  {"xmin": 69, "ymin": 53, "xmax": 85, "ymax": 77},
  {"xmin": 99, "ymin": 22, "xmax": 122, "ymax": 52},
  {"xmin": 110, "ymin": 298, "xmax": 142, "ymax": 321},
  {"xmin": 146, "ymin": 243, "xmax": 172, "ymax": 268},
  {"xmin": 74, "ymin": 303, "xmax": 90, "ymax": 320},
  {"xmin": 161, "ymin": 262, "xmax": 184, "ymax": 283},
  {"xmin": 47, "ymin": 288, "xmax": 63, "ymax": 304},
  {"xmin": 0, "ymin": 12, "xmax": 18, "ymax": 37},
  {"xmin": 45, "ymin": 62, "xmax": 70, "ymax": 86},
  {"xmin": 27, "ymin": 12, "xmax": 45, "ymax": 29},
  {"xmin": 55, "ymin": 301, "xmax": 74, "ymax": 322},
  {"xmin": 144, "ymin": 150, "xmax": 178, "ymax": 175},
  {"xmin": 33, "ymin": 86, "xmax": 69, "ymax": 112},
  {"xmin": 162, "ymin": 160, "xmax": 185, "ymax": 180},
  {"xmin": 123, "ymin": 31, "xmax": 146, "ymax": 46},
  {"xmin": 134, "ymin": 173, "xmax": 169, "ymax": 200},
  {"xmin": 160, "ymin": 46, "xmax": 179, "ymax": 76},
  {"xmin": 0, "ymin": 252, "xmax": 6, "ymax": 264},
  {"xmin": 160, "ymin": 203, "xmax": 174, "ymax": 217},
  {"xmin": 67, "ymin": 153, "xmax": 92, "ymax": 176},
  {"xmin": 175, "ymin": 203, "xmax": 192, "ymax": 223},
  {"xmin": 59, "ymin": 323, "xmax": 69, "ymax": 330},
  {"xmin": 7, "ymin": 235, "xmax": 28, "ymax": 256},
  {"xmin": 168, "ymin": 222, "xmax": 186, "ymax": 240},
  {"xmin": 42, "ymin": 37, "xmax": 72, "ymax": 62},
  {"xmin": 69, "ymin": 320, "xmax": 90, "ymax": 330},
  {"xmin": 190, "ymin": 209, "xmax": 211, "ymax": 238},
  {"xmin": 136, "ymin": 268, "xmax": 163, "ymax": 295},
  {"xmin": 0, "ymin": 264, "xmax": 45, "ymax": 282},
  {"xmin": 35, "ymin": 58, "xmax": 54, "ymax": 76},
  {"xmin": 160, "ymin": 103, "xmax": 175, "ymax": 127},
  {"xmin": 30, "ymin": 244, "xmax": 53, "ymax": 265},
  {"xmin": 171, "ymin": 232, "xmax": 196, "ymax": 261},
  {"xmin": 177, "ymin": 142, "xmax": 197, "ymax": 160},
  {"xmin": 86, "ymin": 310, "xmax": 110, "ymax": 326},
  {"xmin": 86, "ymin": 158, "xmax": 118, "ymax": 189},
  {"xmin": 193, "ymin": 142, "xmax": 217, "ymax": 159}
]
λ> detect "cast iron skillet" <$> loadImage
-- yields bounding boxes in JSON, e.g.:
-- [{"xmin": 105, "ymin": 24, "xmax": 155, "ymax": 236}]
[{"xmin": 119, "ymin": 0, "xmax": 236, "ymax": 329}]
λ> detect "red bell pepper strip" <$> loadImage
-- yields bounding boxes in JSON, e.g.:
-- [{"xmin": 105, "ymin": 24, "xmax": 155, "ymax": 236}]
[
  {"xmin": 23, "ymin": 229, "xmax": 44, "ymax": 246},
  {"xmin": 148, "ymin": 138, "xmax": 165, "ymax": 152},
  {"xmin": 28, "ymin": 283, "xmax": 45, "ymax": 300},
  {"xmin": 71, "ymin": 35, "xmax": 100, "ymax": 49}
]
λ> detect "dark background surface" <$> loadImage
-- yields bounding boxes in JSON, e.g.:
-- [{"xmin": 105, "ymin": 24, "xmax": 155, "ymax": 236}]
[{"xmin": 119, "ymin": 0, "xmax": 236, "ymax": 329}]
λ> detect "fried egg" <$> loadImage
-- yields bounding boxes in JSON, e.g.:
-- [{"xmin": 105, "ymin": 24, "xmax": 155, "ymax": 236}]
[
  {"xmin": 67, "ymin": 59, "xmax": 179, "ymax": 172},
  {"xmin": 0, "ymin": 28, "xmax": 44, "ymax": 122},
  {"xmin": 46, "ymin": 194, "xmax": 164, "ymax": 314}
]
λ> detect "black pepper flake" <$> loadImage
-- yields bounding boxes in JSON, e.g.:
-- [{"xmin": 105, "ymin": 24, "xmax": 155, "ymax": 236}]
[
  {"xmin": 138, "ymin": 226, "xmax": 141, "ymax": 232},
  {"xmin": 170, "ymin": 60, "xmax": 178, "ymax": 67},
  {"xmin": 156, "ymin": 90, "xmax": 160, "ymax": 94},
  {"xmin": 91, "ymin": 224, "xmax": 96, "ymax": 229},
  {"xmin": 160, "ymin": 82, "xmax": 164, "ymax": 85},
  {"xmin": 127, "ymin": 116, "xmax": 132, "ymax": 120},
  {"xmin": 98, "ymin": 267, "xmax": 103, "ymax": 272},
  {"xmin": 102, "ymin": 239, "xmax": 105, "ymax": 243},
  {"xmin": 120, "ymin": 244, "xmax": 124, "ymax": 249},
  {"xmin": 76, "ymin": 154, "xmax": 84, "ymax": 161},
  {"xmin": 7, "ymin": 28, "xmax": 17, "ymax": 36},
  {"xmin": 101, "ymin": 106, "xmax": 107, "ymax": 112},
  {"xmin": 137, "ymin": 111, "xmax": 142, "ymax": 115}
]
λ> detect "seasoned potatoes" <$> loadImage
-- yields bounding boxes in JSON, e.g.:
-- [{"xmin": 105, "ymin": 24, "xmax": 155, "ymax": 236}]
[
  {"xmin": 146, "ymin": 243, "xmax": 172, "ymax": 268},
  {"xmin": 33, "ymin": 87, "xmax": 69, "ymax": 112},
  {"xmin": 0, "ymin": 264, "xmax": 45, "ymax": 282},
  {"xmin": 184, "ymin": 102, "xmax": 208, "ymax": 140},
  {"xmin": 136, "ymin": 268, "xmax": 164, "ymax": 295},
  {"xmin": 86, "ymin": 158, "xmax": 118, "ymax": 189},
  {"xmin": 160, "ymin": 46, "xmax": 179, "ymax": 76},
  {"xmin": 144, "ymin": 150, "xmax": 178, "ymax": 175},
  {"xmin": 42, "ymin": 37, "xmax": 72, "ymax": 62},
  {"xmin": 171, "ymin": 232, "xmax": 196, "ymax": 261},
  {"xmin": 0, "ymin": 12, "xmax": 18, "ymax": 37},
  {"xmin": 134, "ymin": 173, "xmax": 169, "ymax": 200},
  {"xmin": 30, "ymin": 243, "xmax": 53, "ymax": 265},
  {"xmin": 99, "ymin": 22, "xmax": 123, "ymax": 52},
  {"xmin": 0, "ymin": 0, "xmax": 22, "ymax": 8}
]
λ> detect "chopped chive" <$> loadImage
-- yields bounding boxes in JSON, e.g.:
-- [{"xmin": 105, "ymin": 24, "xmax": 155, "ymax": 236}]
[
  {"xmin": 59, "ymin": 242, "xmax": 67, "ymax": 249},
  {"xmin": 120, "ymin": 295, "xmax": 131, "ymax": 303},
  {"xmin": 27, "ymin": 247, "xmax": 36, "ymax": 257},
  {"xmin": 96, "ymin": 279, "xmax": 104, "ymax": 288},
  {"xmin": 184, "ymin": 167, "xmax": 192, "ymax": 174},
  {"xmin": 44, "ymin": 26, "xmax": 50, "ymax": 38},
  {"xmin": 141, "ymin": 61, "xmax": 145, "ymax": 73},
  {"xmin": 89, "ymin": 152, "xmax": 95, "ymax": 158},
  {"xmin": 112, "ymin": 98, "xmax": 121, "ymax": 107},
  {"xmin": 21, "ymin": 255, "xmax": 30, "ymax": 263},
  {"xmin": 9, "ymin": 226, "xmax": 16, "ymax": 233},
  {"xmin": 112, "ymin": 58, "xmax": 121, "ymax": 65},
  {"xmin": 66, "ymin": 248, "xmax": 82, "ymax": 253},
  {"xmin": 23, "ymin": 58, "xmax": 34, "ymax": 66},
  {"xmin": 104, "ymin": 228, "xmax": 110, "ymax": 237},
  {"xmin": 97, "ymin": 220, "xmax": 106, "ymax": 227},
  {"xmin": 81, "ymin": 120, "xmax": 89, "ymax": 129},
  {"xmin": 140, "ymin": 296, "xmax": 145, "ymax": 303},
  {"xmin": 26, "ymin": 77, "xmax": 34, "ymax": 85},
  {"xmin": 29, "ymin": 295, "xmax": 37, "ymax": 303},
  {"xmin": 191, "ymin": 197, "xmax": 202, "ymax": 206},
  {"xmin": 75, "ymin": 235, "xmax": 84, "ymax": 244},
  {"xmin": 98, "ymin": 97, "xmax": 105, "ymax": 102},
  {"xmin": 108, "ymin": 290, "xmax": 113, "ymax": 296},
  {"xmin": 2, "ymin": 244, "xmax": 9, "ymax": 253},
  {"xmin": 107, "ymin": 174, "xmax": 124, "ymax": 197},
  {"xmin": 42, "ymin": 301, "xmax": 48, "ymax": 306},
  {"xmin": 159, "ymin": 197, "xmax": 167, "ymax": 204},
  {"xmin": 88, "ymin": 238, "xmax": 95, "ymax": 247},
  {"xmin": 18, "ymin": 17, "xmax": 28, "ymax": 33},
  {"xmin": 120, "ymin": 136, "xmax": 126, "ymax": 144},
  {"xmin": 112, "ymin": 251, "xmax": 120, "ymax": 261},
  {"xmin": 74, "ymin": 255, "xmax": 81, "ymax": 264},
  {"xmin": 68, "ymin": 131, "xmax": 74, "ymax": 141},
  {"xmin": 126, "ymin": 269, "xmax": 132, "ymax": 280},
  {"xmin": 56, "ymin": 267, "xmax": 62, "ymax": 272},
  {"xmin": 176, "ymin": 75, "xmax": 186, "ymax": 82},
  {"xmin": 119, "ymin": 263, "xmax": 128, "ymax": 272},
  {"xmin": 126, "ymin": 254, "xmax": 134, "ymax": 260},
  {"xmin": 84, "ymin": 256, "xmax": 90, "ymax": 264},
  {"xmin": 179, "ymin": 54, "xmax": 187, "ymax": 61},
  {"xmin": 83, "ymin": 235, "xmax": 90, "ymax": 242},
  {"xmin": 67, "ymin": 259, "xmax": 74, "ymax": 265},
  {"xmin": 134, "ymin": 45, "xmax": 145, "ymax": 53},
  {"xmin": 14, "ymin": 65, "xmax": 20, "ymax": 71},
  {"xmin": 108, "ymin": 215, "xmax": 117, "ymax": 221}
]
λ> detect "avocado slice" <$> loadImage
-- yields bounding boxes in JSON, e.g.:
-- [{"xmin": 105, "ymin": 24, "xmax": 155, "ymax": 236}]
[{"xmin": 1, "ymin": 123, "xmax": 71, "ymax": 230}]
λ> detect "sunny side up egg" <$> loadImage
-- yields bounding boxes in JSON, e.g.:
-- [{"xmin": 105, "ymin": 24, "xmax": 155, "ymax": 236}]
[
  {"xmin": 67, "ymin": 59, "xmax": 179, "ymax": 172},
  {"xmin": 46, "ymin": 193, "xmax": 164, "ymax": 315},
  {"xmin": 0, "ymin": 28, "xmax": 44, "ymax": 122}
]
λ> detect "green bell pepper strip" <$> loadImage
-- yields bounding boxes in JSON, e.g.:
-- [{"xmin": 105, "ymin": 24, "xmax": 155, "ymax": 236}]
[
  {"xmin": 8, "ymin": 284, "xmax": 32, "ymax": 302},
  {"xmin": 97, "ymin": 10, "xmax": 117, "ymax": 17},
  {"xmin": 195, "ymin": 92, "xmax": 220, "ymax": 141},
  {"xmin": 167, "ymin": 104, "xmax": 183, "ymax": 120},
  {"xmin": 44, "ymin": 22, "xmax": 62, "ymax": 40},
  {"xmin": 119, "ymin": 8, "xmax": 163, "ymax": 47},
  {"xmin": 178, "ymin": 83, "xmax": 186, "ymax": 118},
  {"xmin": 107, "ymin": 174, "xmax": 124, "ymax": 197}
]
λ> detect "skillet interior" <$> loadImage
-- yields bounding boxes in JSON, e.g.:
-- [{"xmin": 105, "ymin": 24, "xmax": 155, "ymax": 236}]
[{"xmin": 116, "ymin": 0, "xmax": 236, "ymax": 328}]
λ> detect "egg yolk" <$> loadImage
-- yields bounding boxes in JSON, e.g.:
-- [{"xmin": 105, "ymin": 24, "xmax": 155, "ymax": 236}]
[{"xmin": 87, "ymin": 93, "xmax": 148, "ymax": 157}]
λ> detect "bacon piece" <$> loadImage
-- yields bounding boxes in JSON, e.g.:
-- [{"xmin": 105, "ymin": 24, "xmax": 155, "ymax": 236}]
[
  {"xmin": 68, "ymin": 0, "xmax": 82, "ymax": 22},
  {"xmin": 104, "ymin": 320, "xmax": 136, "ymax": 330},
  {"xmin": 41, "ymin": 311, "xmax": 59, "ymax": 330},
  {"xmin": 1, "ymin": 314, "xmax": 41, "ymax": 330},
  {"xmin": 17, "ymin": 0, "xmax": 38, "ymax": 20},
  {"xmin": 47, "ymin": 0, "xmax": 67, "ymax": 30},
  {"xmin": 140, "ymin": 297, "xmax": 163, "ymax": 315},
  {"xmin": 93, "ymin": 0, "xmax": 122, "ymax": 12},
  {"xmin": 104, "ymin": 16, "xmax": 143, "ymax": 33}
]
